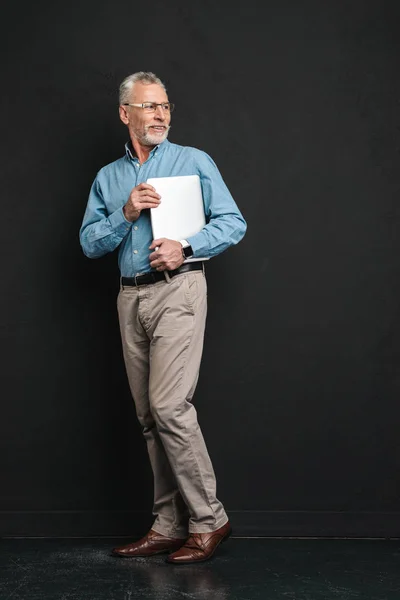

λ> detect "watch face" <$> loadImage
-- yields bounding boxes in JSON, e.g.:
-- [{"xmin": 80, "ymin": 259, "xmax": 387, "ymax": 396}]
[{"xmin": 183, "ymin": 245, "xmax": 194, "ymax": 258}]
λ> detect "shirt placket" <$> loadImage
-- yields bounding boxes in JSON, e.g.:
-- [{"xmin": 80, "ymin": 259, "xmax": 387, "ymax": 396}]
[{"xmin": 130, "ymin": 157, "xmax": 153, "ymax": 275}]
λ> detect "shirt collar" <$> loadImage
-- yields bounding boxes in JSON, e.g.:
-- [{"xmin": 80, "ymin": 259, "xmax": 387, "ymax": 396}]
[{"xmin": 125, "ymin": 138, "xmax": 170, "ymax": 161}]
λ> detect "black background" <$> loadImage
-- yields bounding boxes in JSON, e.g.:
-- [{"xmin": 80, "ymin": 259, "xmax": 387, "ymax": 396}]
[{"xmin": 2, "ymin": 0, "xmax": 400, "ymax": 536}]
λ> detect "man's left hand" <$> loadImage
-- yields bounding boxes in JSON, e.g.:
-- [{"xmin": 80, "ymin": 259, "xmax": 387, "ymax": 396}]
[{"xmin": 149, "ymin": 238, "xmax": 185, "ymax": 271}]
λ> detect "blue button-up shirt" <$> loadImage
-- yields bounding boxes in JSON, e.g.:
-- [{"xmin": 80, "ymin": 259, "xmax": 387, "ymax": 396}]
[{"xmin": 80, "ymin": 139, "xmax": 247, "ymax": 277}]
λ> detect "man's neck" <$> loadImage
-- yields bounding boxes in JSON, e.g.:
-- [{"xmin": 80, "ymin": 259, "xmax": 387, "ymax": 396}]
[{"xmin": 130, "ymin": 138, "xmax": 156, "ymax": 165}]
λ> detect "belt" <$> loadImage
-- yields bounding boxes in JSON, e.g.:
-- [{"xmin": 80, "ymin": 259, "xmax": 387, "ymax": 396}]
[{"xmin": 121, "ymin": 262, "xmax": 204, "ymax": 287}]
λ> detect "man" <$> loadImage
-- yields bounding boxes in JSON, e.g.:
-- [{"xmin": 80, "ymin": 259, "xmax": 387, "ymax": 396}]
[{"xmin": 80, "ymin": 72, "xmax": 246, "ymax": 564}]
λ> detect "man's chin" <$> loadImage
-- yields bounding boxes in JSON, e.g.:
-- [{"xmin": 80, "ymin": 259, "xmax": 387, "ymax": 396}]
[{"xmin": 144, "ymin": 131, "xmax": 169, "ymax": 145}]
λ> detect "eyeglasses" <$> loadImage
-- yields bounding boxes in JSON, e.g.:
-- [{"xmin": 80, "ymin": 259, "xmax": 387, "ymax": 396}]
[{"xmin": 123, "ymin": 102, "xmax": 175, "ymax": 113}]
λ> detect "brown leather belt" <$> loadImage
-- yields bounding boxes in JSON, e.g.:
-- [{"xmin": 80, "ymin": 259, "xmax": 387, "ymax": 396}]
[{"xmin": 121, "ymin": 262, "xmax": 204, "ymax": 287}]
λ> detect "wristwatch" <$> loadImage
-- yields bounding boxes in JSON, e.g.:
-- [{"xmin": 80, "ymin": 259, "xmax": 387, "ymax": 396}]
[{"xmin": 180, "ymin": 239, "xmax": 194, "ymax": 259}]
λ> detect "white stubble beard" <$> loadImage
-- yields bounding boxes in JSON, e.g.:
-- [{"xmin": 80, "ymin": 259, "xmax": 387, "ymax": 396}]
[{"xmin": 141, "ymin": 124, "xmax": 171, "ymax": 146}]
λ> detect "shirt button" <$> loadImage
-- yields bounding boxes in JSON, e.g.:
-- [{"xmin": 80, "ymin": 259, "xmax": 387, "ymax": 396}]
[
  {"xmin": 133, "ymin": 250, "xmax": 138, "ymax": 254},
  {"xmin": 134, "ymin": 226, "xmax": 138, "ymax": 230}
]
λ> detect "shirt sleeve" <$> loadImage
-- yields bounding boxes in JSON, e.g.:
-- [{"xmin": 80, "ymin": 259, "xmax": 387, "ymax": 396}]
[
  {"xmin": 79, "ymin": 174, "xmax": 132, "ymax": 259},
  {"xmin": 187, "ymin": 150, "xmax": 247, "ymax": 258}
]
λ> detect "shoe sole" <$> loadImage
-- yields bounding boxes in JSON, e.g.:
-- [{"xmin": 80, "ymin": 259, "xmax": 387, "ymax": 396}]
[
  {"xmin": 112, "ymin": 547, "xmax": 182, "ymax": 558},
  {"xmin": 165, "ymin": 528, "xmax": 232, "ymax": 565}
]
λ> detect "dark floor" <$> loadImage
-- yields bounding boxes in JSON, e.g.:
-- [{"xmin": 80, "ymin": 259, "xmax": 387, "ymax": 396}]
[{"xmin": 1, "ymin": 538, "xmax": 400, "ymax": 600}]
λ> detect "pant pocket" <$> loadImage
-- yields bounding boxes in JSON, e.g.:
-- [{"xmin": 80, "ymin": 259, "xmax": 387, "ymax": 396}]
[{"xmin": 183, "ymin": 273, "xmax": 199, "ymax": 316}]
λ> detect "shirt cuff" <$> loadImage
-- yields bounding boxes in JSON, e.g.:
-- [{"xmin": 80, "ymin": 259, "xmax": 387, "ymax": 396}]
[
  {"xmin": 186, "ymin": 232, "xmax": 209, "ymax": 258},
  {"xmin": 108, "ymin": 206, "xmax": 132, "ymax": 237}
]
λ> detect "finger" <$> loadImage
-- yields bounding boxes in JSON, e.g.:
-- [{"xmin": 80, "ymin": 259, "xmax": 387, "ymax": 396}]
[
  {"xmin": 149, "ymin": 238, "xmax": 167, "ymax": 249},
  {"xmin": 150, "ymin": 259, "xmax": 163, "ymax": 269},
  {"xmin": 137, "ymin": 183, "xmax": 157, "ymax": 192},
  {"xmin": 137, "ymin": 196, "xmax": 161, "ymax": 206},
  {"xmin": 129, "ymin": 184, "xmax": 152, "ymax": 196},
  {"xmin": 135, "ymin": 202, "xmax": 161, "ymax": 211},
  {"xmin": 137, "ymin": 198, "xmax": 161, "ymax": 206},
  {"xmin": 139, "ymin": 190, "xmax": 161, "ymax": 200}
]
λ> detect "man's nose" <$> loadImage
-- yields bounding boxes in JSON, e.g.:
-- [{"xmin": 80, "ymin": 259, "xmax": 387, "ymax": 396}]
[{"xmin": 154, "ymin": 105, "xmax": 166, "ymax": 119}]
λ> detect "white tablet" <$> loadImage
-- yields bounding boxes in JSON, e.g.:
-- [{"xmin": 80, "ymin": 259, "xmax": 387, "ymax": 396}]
[{"xmin": 148, "ymin": 174, "xmax": 209, "ymax": 262}]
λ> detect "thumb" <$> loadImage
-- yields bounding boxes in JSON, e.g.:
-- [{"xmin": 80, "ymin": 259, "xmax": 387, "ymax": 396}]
[{"xmin": 149, "ymin": 238, "xmax": 166, "ymax": 250}]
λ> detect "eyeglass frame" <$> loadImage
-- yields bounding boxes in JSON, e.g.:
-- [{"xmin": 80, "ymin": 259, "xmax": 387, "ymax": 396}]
[{"xmin": 122, "ymin": 102, "xmax": 175, "ymax": 113}]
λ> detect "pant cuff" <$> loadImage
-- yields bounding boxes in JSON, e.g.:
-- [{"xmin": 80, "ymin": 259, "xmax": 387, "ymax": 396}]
[
  {"xmin": 151, "ymin": 524, "xmax": 188, "ymax": 539},
  {"xmin": 188, "ymin": 515, "xmax": 229, "ymax": 534}
]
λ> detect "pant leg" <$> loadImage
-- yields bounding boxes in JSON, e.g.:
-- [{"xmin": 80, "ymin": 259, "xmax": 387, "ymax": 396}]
[
  {"xmin": 145, "ymin": 271, "xmax": 228, "ymax": 533},
  {"xmin": 117, "ymin": 285, "xmax": 189, "ymax": 538}
]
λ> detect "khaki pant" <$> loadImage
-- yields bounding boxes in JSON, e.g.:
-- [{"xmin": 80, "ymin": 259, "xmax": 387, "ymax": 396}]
[{"xmin": 117, "ymin": 269, "xmax": 228, "ymax": 536}]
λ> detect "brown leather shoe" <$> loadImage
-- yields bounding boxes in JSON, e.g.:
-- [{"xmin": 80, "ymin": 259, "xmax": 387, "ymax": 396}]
[
  {"xmin": 112, "ymin": 529, "xmax": 186, "ymax": 558},
  {"xmin": 166, "ymin": 521, "xmax": 232, "ymax": 564}
]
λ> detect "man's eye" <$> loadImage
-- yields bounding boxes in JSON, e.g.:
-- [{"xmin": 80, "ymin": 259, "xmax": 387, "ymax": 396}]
[
  {"xmin": 161, "ymin": 104, "xmax": 170, "ymax": 111},
  {"xmin": 143, "ymin": 103, "xmax": 155, "ymax": 110}
]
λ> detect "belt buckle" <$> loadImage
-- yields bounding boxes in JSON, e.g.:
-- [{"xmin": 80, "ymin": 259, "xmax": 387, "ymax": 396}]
[{"xmin": 134, "ymin": 274, "xmax": 140, "ymax": 287}]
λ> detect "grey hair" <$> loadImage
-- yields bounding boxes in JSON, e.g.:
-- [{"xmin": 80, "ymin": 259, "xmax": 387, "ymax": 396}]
[{"xmin": 119, "ymin": 71, "xmax": 166, "ymax": 105}]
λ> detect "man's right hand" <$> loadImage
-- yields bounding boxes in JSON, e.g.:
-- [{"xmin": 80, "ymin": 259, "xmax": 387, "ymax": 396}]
[{"xmin": 123, "ymin": 183, "xmax": 161, "ymax": 222}]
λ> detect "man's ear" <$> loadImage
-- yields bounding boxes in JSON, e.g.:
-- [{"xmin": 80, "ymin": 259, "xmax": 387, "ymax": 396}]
[{"xmin": 119, "ymin": 105, "xmax": 129, "ymax": 125}]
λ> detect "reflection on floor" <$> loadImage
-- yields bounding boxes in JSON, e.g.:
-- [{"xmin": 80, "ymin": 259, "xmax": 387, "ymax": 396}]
[{"xmin": 1, "ymin": 537, "xmax": 399, "ymax": 599}]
